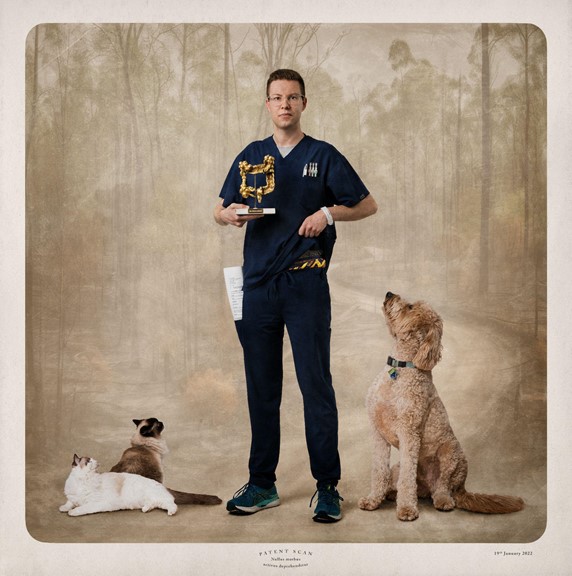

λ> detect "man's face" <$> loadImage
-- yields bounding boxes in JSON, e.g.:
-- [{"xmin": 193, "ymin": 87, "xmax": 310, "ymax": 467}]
[{"xmin": 265, "ymin": 79, "xmax": 307, "ymax": 130}]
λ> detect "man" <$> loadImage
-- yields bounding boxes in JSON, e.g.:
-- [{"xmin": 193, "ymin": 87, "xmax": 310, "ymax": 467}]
[{"xmin": 215, "ymin": 69, "xmax": 377, "ymax": 523}]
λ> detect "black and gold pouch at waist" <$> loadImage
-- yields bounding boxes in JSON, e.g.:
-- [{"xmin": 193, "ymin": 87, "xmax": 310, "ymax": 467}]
[{"xmin": 289, "ymin": 250, "xmax": 327, "ymax": 271}]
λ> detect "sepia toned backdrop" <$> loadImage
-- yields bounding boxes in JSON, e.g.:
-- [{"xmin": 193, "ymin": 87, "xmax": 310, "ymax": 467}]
[{"xmin": 25, "ymin": 23, "xmax": 546, "ymax": 543}]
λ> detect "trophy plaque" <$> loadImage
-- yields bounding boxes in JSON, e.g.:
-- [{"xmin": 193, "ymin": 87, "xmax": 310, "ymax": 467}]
[{"xmin": 236, "ymin": 154, "xmax": 276, "ymax": 215}]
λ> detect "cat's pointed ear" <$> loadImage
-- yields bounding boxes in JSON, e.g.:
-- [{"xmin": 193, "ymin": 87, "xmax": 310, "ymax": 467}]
[
  {"xmin": 133, "ymin": 419, "xmax": 142, "ymax": 427},
  {"xmin": 73, "ymin": 454, "xmax": 80, "ymax": 466}
]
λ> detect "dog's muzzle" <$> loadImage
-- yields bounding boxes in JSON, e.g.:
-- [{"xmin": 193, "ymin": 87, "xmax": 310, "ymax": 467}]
[{"xmin": 384, "ymin": 291, "xmax": 396, "ymax": 305}]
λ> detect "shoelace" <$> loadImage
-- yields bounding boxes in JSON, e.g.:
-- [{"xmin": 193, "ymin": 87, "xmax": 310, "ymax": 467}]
[
  {"xmin": 233, "ymin": 483, "xmax": 254, "ymax": 498},
  {"xmin": 309, "ymin": 486, "xmax": 344, "ymax": 508},
  {"xmin": 233, "ymin": 482, "xmax": 274, "ymax": 499}
]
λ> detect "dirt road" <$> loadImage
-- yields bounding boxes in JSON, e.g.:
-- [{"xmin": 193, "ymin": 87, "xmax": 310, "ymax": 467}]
[{"xmin": 26, "ymin": 258, "xmax": 546, "ymax": 544}]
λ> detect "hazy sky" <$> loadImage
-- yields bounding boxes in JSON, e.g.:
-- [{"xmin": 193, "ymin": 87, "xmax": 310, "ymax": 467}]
[
  {"xmin": 320, "ymin": 23, "xmax": 479, "ymax": 83},
  {"xmin": 227, "ymin": 22, "xmax": 523, "ymax": 98}
]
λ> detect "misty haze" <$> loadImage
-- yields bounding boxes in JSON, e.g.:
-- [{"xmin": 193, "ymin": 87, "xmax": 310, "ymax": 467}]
[{"xmin": 25, "ymin": 23, "xmax": 546, "ymax": 543}]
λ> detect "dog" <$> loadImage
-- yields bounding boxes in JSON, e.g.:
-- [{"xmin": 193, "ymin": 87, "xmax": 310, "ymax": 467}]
[{"xmin": 358, "ymin": 291, "xmax": 524, "ymax": 521}]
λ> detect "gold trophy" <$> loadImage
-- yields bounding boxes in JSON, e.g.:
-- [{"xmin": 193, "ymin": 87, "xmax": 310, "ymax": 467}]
[{"xmin": 236, "ymin": 155, "xmax": 276, "ymax": 215}]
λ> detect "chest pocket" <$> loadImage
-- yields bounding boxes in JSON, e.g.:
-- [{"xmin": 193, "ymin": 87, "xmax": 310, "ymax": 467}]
[{"xmin": 299, "ymin": 163, "xmax": 325, "ymax": 213}]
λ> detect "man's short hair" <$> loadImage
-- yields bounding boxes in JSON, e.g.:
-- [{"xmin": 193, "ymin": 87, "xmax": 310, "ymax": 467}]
[{"xmin": 266, "ymin": 69, "xmax": 306, "ymax": 97}]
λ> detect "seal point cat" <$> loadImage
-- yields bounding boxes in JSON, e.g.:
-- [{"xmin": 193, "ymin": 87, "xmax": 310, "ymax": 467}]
[{"xmin": 110, "ymin": 418, "xmax": 222, "ymax": 506}]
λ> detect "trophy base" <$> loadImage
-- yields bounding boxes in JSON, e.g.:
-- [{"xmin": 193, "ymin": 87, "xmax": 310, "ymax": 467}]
[{"xmin": 236, "ymin": 207, "xmax": 276, "ymax": 215}]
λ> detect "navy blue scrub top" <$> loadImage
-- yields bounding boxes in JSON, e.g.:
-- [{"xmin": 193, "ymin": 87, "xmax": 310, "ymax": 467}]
[{"xmin": 219, "ymin": 135, "xmax": 370, "ymax": 290}]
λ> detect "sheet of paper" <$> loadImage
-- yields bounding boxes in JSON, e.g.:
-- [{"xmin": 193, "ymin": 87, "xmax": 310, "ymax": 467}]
[{"xmin": 223, "ymin": 266, "xmax": 244, "ymax": 321}]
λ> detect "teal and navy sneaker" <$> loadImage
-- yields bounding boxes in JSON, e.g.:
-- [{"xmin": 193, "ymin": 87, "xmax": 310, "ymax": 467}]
[
  {"xmin": 310, "ymin": 485, "xmax": 344, "ymax": 523},
  {"xmin": 226, "ymin": 483, "xmax": 280, "ymax": 515}
]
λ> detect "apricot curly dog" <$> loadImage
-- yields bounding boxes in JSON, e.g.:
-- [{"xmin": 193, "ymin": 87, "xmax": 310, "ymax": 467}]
[{"xmin": 358, "ymin": 291, "xmax": 524, "ymax": 521}]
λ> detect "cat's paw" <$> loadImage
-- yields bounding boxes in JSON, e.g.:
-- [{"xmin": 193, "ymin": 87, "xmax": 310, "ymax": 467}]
[{"xmin": 167, "ymin": 505, "xmax": 177, "ymax": 516}]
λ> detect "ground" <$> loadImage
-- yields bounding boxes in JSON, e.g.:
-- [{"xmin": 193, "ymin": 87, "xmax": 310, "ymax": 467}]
[{"xmin": 26, "ymin": 259, "xmax": 546, "ymax": 544}]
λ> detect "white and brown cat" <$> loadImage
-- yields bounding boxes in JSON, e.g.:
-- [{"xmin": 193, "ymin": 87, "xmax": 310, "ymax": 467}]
[
  {"xmin": 110, "ymin": 418, "xmax": 221, "ymax": 506},
  {"xmin": 60, "ymin": 454, "xmax": 177, "ymax": 516}
]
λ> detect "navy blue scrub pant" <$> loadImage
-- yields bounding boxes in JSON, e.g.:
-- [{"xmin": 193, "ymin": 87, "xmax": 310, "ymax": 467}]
[{"xmin": 235, "ymin": 267, "xmax": 341, "ymax": 490}]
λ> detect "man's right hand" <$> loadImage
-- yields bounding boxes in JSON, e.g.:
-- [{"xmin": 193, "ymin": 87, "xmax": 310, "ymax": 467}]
[{"xmin": 214, "ymin": 202, "xmax": 264, "ymax": 227}]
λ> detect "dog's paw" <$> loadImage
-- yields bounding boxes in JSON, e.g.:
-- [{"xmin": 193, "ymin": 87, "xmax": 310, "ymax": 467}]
[
  {"xmin": 433, "ymin": 493, "xmax": 455, "ymax": 511},
  {"xmin": 397, "ymin": 505, "xmax": 419, "ymax": 521},
  {"xmin": 358, "ymin": 496, "xmax": 382, "ymax": 511}
]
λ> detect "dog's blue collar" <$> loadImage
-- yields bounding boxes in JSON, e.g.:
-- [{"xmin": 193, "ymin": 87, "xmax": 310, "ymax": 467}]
[{"xmin": 387, "ymin": 356, "xmax": 416, "ymax": 369}]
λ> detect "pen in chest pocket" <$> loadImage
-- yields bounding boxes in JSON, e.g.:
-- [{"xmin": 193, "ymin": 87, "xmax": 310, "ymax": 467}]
[{"xmin": 303, "ymin": 162, "xmax": 318, "ymax": 177}]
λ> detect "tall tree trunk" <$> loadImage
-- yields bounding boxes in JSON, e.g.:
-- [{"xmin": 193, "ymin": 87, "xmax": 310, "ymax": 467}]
[
  {"xmin": 54, "ymin": 40, "xmax": 71, "ymax": 443},
  {"xmin": 26, "ymin": 25, "xmax": 44, "ymax": 442},
  {"xmin": 400, "ymin": 74, "xmax": 408, "ymax": 263},
  {"xmin": 180, "ymin": 24, "xmax": 188, "ymax": 105},
  {"xmin": 223, "ymin": 23, "xmax": 230, "ymax": 163},
  {"xmin": 479, "ymin": 23, "xmax": 492, "ymax": 295},
  {"xmin": 441, "ymin": 74, "xmax": 447, "ymax": 245},
  {"xmin": 448, "ymin": 74, "xmax": 463, "ymax": 293},
  {"xmin": 454, "ymin": 74, "xmax": 462, "ymax": 236},
  {"xmin": 522, "ymin": 24, "xmax": 531, "ymax": 267},
  {"xmin": 116, "ymin": 24, "xmax": 144, "ymax": 365},
  {"xmin": 26, "ymin": 27, "xmax": 40, "ymax": 172}
]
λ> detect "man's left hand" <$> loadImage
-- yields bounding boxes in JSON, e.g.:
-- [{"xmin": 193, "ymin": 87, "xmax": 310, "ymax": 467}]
[{"xmin": 298, "ymin": 210, "xmax": 328, "ymax": 238}]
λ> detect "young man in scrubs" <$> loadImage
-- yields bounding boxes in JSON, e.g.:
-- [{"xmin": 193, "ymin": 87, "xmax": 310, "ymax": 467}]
[{"xmin": 215, "ymin": 69, "xmax": 377, "ymax": 523}]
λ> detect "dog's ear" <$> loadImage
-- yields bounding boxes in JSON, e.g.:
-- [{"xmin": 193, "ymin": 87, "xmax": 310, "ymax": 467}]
[{"xmin": 413, "ymin": 313, "xmax": 443, "ymax": 370}]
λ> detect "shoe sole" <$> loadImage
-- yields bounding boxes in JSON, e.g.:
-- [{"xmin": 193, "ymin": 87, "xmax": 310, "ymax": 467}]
[
  {"xmin": 313, "ymin": 511, "xmax": 342, "ymax": 523},
  {"xmin": 228, "ymin": 499, "xmax": 281, "ymax": 515}
]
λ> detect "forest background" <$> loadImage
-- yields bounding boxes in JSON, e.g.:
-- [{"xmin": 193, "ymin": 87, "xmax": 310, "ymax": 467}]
[
  {"xmin": 26, "ymin": 22, "xmax": 546, "ymax": 425},
  {"xmin": 24, "ymin": 22, "xmax": 546, "ymax": 543}
]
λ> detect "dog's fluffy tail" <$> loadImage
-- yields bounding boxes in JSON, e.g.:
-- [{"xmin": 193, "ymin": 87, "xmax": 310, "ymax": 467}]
[
  {"xmin": 454, "ymin": 489, "xmax": 524, "ymax": 514},
  {"xmin": 167, "ymin": 488, "xmax": 222, "ymax": 506}
]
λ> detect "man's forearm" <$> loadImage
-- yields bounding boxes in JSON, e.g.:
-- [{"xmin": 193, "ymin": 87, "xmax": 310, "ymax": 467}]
[
  {"xmin": 329, "ymin": 194, "xmax": 378, "ymax": 222},
  {"xmin": 214, "ymin": 200, "xmax": 228, "ymax": 226}
]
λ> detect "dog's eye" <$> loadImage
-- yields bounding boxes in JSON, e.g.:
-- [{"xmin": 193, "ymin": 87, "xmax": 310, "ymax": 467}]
[{"xmin": 408, "ymin": 304, "xmax": 413, "ymax": 310}]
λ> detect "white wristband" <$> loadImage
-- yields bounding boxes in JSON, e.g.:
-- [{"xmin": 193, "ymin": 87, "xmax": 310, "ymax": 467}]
[{"xmin": 320, "ymin": 206, "xmax": 334, "ymax": 226}]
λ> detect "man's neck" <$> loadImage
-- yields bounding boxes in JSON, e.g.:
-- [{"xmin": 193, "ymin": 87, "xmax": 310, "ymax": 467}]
[{"xmin": 273, "ymin": 128, "xmax": 305, "ymax": 148}]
